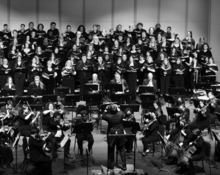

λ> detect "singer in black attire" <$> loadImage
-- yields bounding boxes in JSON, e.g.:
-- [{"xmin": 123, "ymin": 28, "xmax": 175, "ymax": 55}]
[{"xmin": 102, "ymin": 104, "xmax": 127, "ymax": 171}]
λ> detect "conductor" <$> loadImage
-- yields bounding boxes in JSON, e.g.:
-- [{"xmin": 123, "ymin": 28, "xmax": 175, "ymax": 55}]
[{"xmin": 102, "ymin": 104, "xmax": 127, "ymax": 171}]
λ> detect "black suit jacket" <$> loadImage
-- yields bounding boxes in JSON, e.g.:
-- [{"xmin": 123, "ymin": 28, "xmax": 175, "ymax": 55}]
[{"xmin": 29, "ymin": 136, "xmax": 45, "ymax": 162}]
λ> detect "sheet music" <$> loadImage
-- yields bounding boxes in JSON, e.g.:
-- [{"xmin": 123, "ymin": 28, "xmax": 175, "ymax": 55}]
[{"xmin": 18, "ymin": 136, "xmax": 24, "ymax": 146}]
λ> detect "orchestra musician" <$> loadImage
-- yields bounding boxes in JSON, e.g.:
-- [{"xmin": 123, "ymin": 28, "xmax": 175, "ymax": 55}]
[
  {"xmin": 166, "ymin": 104, "xmax": 190, "ymax": 140},
  {"xmin": 142, "ymin": 72, "xmax": 157, "ymax": 92},
  {"xmin": 74, "ymin": 110, "xmax": 94, "ymax": 156},
  {"xmin": 123, "ymin": 108, "xmax": 136, "ymax": 155},
  {"xmin": 141, "ymin": 112, "xmax": 159, "ymax": 156},
  {"xmin": 28, "ymin": 75, "xmax": 45, "ymax": 90},
  {"xmin": 175, "ymin": 129, "xmax": 205, "ymax": 175},
  {"xmin": 29, "ymin": 128, "xmax": 52, "ymax": 175},
  {"xmin": 111, "ymin": 73, "xmax": 129, "ymax": 93},
  {"xmin": 87, "ymin": 73, "xmax": 101, "ymax": 92},
  {"xmin": 102, "ymin": 104, "xmax": 127, "ymax": 171},
  {"xmin": 61, "ymin": 60, "xmax": 77, "ymax": 93}
]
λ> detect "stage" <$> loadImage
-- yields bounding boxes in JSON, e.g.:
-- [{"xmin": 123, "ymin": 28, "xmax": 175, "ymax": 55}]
[{"xmin": 3, "ymin": 101, "xmax": 220, "ymax": 175}]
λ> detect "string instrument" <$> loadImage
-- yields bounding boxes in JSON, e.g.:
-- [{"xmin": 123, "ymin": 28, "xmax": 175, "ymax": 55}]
[
  {"xmin": 177, "ymin": 135, "xmax": 202, "ymax": 165},
  {"xmin": 142, "ymin": 117, "xmax": 157, "ymax": 132}
]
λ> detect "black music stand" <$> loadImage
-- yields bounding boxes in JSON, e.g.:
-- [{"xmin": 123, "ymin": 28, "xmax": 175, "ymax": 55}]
[
  {"xmin": 15, "ymin": 96, "xmax": 33, "ymax": 105},
  {"xmin": 140, "ymin": 94, "xmax": 156, "ymax": 101},
  {"xmin": 84, "ymin": 84, "xmax": 99, "ymax": 92},
  {"xmin": 201, "ymin": 76, "xmax": 216, "ymax": 83},
  {"xmin": 168, "ymin": 87, "xmax": 186, "ymax": 96},
  {"xmin": 42, "ymin": 95, "xmax": 57, "ymax": 103},
  {"xmin": 195, "ymin": 83, "xmax": 211, "ymax": 91},
  {"xmin": 166, "ymin": 107, "xmax": 179, "ymax": 118},
  {"xmin": 139, "ymin": 86, "xmax": 155, "ymax": 94},
  {"xmin": 55, "ymin": 87, "xmax": 69, "ymax": 97},
  {"xmin": 0, "ymin": 102, "xmax": 5, "ymax": 108},
  {"xmin": 28, "ymin": 89, "xmax": 45, "ymax": 96},
  {"xmin": 83, "ymin": 93, "xmax": 102, "ymax": 106},
  {"xmin": 164, "ymin": 95, "xmax": 175, "ymax": 106},
  {"xmin": 211, "ymin": 85, "xmax": 220, "ymax": 92},
  {"xmin": 120, "ymin": 104, "xmax": 140, "ymax": 113},
  {"xmin": 1, "ymin": 89, "xmax": 16, "ymax": 96},
  {"xmin": 0, "ymin": 97, "xmax": 13, "ymax": 103},
  {"xmin": 156, "ymin": 131, "xmax": 169, "ymax": 173},
  {"xmin": 65, "ymin": 94, "xmax": 81, "ymax": 132},
  {"xmin": 122, "ymin": 121, "xmax": 141, "ymax": 132},
  {"xmin": 111, "ymin": 94, "xmax": 131, "ymax": 104},
  {"xmin": 191, "ymin": 99, "xmax": 200, "ymax": 108},
  {"xmin": 104, "ymin": 83, "xmax": 123, "ymax": 92}
]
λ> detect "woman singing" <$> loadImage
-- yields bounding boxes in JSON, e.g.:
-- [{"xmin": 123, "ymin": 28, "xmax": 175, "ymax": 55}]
[
  {"xmin": 0, "ymin": 58, "xmax": 12, "ymax": 89},
  {"xmin": 3, "ymin": 76, "xmax": 16, "ymax": 90},
  {"xmin": 28, "ymin": 56, "xmax": 43, "ymax": 83},
  {"xmin": 14, "ymin": 56, "xmax": 26, "ymax": 96},
  {"xmin": 173, "ymin": 58, "xmax": 185, "ymax": 87},
  {"xmin": 127, "ymin": 56, "xmax": 138, "ymax": 100},
  {"xmin": 42, "ymin": 60, "xmax": 57, "ymax": 94},
  {"xmin": 160, "ymin": 58, "xmax": 171, "ymax": 95},
  {"xmin": 61, "ymin": 60, "xmax": 76, "ymax": 93}
]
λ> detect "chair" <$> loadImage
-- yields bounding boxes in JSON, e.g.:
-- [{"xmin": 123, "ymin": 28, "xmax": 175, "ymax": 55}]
[
  {"xmin": 20, "ymin": 141, "xmax": 43, "ymax": 175},
  {"xmin": 73, "ymin": 135, "xmax": 93, "ymax": 155},
  {"xmin": 194, "ymin": 141, "xmax": 212, "ymax": 175},
  {"xmin": 152, "ymin": 125, "xmax": 165, "ymax": 157}
]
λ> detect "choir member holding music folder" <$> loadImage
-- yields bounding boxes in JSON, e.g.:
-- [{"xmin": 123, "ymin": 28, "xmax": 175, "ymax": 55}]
[{"xmin": 0, "ymin": 58, "xmax": 12, "ymax": 90}]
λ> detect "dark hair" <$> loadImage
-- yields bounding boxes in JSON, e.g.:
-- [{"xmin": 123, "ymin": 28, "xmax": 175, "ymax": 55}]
[
  {"xmin": 20, "ymin": 24, "xmax": 25, "ymax": 27},
  {"xmin": 29, "ymin": 22, "xmax": 34, "ymax": 26},
  {"xmin": 3, "ymin": 24, "xmax": 8, "ymax": 27},
  {"xmin": 45, "ymin": 102, "xmax": 54, "ymax": 110},
  {"xmin": 77, "ymin": 25, "xmax": 86, "ymax": 33},
  {"xmin": 51, "ymin": 22, "xmax": 56, "ymax": 26},
  {"xmin": 37, "ymin": 23, "xmax": 44, "ymax": 30},
  {"xmin": 66, "ymin": 25, "xmax": 71, "ymax": 28},
  {"xmin": 6, "ymin": 100, "xmax": 13, "ymax": 106},
  {"xmin": 167, "ymin": 26, "xmax": 171, "ymax": 29}
]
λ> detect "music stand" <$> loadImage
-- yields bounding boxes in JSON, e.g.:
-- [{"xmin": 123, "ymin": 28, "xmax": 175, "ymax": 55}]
[
  {"xmin": 55, "ymin": 87, "xmax": 69, "ymax": 97},
  {"xmin": 104, "ymin": 83, "xmax": 123, "ymax": 92},
  {"xmin": 64, "ymin": 94, "xmax": 81, "ymax": 132},
  {"xmin": 1, "ymin": 90, "xmax": 16, "ymax": 96},
  {"xmin": 195, "ymin": 83, "xmax": 211, "ymax": 91},
  {"xmin": 0, "ymin": 97, "xmax": 13, "ymax": 103},
  {"xmin": 191, "ymin": 99, "xmax": 200, "ymax": 108},
  {"xmin": 164, "ymin": 95, "xmax": 175, "ymax": 106},
  {"xmin": 15, "ymin": 96, "xmax": 33, "ymax": 105},
  {"xmin": 122, "ymin": 121, "xmax": 141, "ymax": 132},
  {"xmin": 0, "ymin": 102, "xmax": 5, "ymax": 108},
  {"xmin": 120, "ymin": 104, "xmax": 140, "ymax": 113},
  {"xmin": 201, "ymin": 76, "xmax": 216, "ymax": 83},
  {"xmin": 140, "ymin": 94, "xmax": 156, "ymax": 101},
  {"xmin": 211, "ymin": 85, "xmax": 220, "ymax": 92},
  {"xmin": 42, "ymin": 95, "xmax": 57, "ymax": 103},
  {"xmin": 156, "ymin": 131, "xmax": 169, "ymax": 173},
  {"xmin": 111, "ymin": 94, "xmax": 131, "ymax": 104},
  {"xmin": 84, "ymin": 84, "xmax": 99, "ymax": 92},
  {"xmin": 166, "ymin": 107, "xmax": 179, "ymax": 118},
  {"xmin": 139, "ymin": 86, "xmax": 155, "ymax": 94},
  {"xmin": 28, "ymin": 89, "xmax": 45, "ymax": 96},
  {"xmin": 83, "ymin": 93, "xmax": 102, "ymax": 106},
  {"xmin": 168, "ymin": 87, "xmax": 186, "ymax": 96}
]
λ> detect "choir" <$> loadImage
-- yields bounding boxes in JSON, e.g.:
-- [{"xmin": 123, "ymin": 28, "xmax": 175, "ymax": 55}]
[{"xmin": 0, "ymin": 21, "xmax": 219, "ymax": 175}]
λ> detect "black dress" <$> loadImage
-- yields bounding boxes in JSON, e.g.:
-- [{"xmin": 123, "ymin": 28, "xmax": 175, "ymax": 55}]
[
  {"xmin": 14, "ymin": 62, "xmax": 26, "ymax": 96},
  {"xmin": 0, "ymin": 65, "xmax": 12, "ymax": 90},
  {"xmin": 42, "ymin": 68, "xmax": 56, "ymax": 94},
  {"xmin": 62, "ymin": 67, "xmax": 76, "ymax": 93},
  {"xmin": 127, "ymin": 62, "xmax": 138, "ymax": 100}
]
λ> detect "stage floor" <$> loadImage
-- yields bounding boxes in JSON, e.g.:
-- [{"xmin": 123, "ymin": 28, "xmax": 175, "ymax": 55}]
[{"xmin": 3, "ymin": 102, "xmax": 220, "ymax": 175}]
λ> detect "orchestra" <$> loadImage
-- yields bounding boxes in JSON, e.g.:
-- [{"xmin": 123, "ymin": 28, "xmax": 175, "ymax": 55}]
[{"xmin": 0, "ymin": 21, "xmax": 219, "ymax": 175}]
